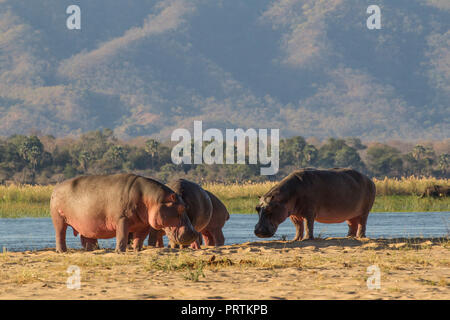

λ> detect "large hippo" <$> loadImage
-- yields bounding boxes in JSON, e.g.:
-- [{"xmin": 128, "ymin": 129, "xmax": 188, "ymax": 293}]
[
  {"xmin": 254, "ymin": 168, "xmax": 376, "ymax": 240},
  {"xmin": 50, "ymin": 173, "xmax": 198, "ymax": 253},
  {"xmin": 147, "ymin": 180, "xmax": 230, "ymax": 248}
]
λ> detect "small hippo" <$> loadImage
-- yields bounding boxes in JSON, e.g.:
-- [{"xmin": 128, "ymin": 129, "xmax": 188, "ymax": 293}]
[
  {"xmin": 254, "ymin": 168, "xmax": 376, "ymax": 240},
  {"xmin": 145, "ymin": 179, "xmax": 213, "ymax": 249},
  {"xmin": 50, "ymin": 173, "xmax": 198, "ymax": 253},
  {"xmin": 147, "ymin": 180, "xmax": 230, "ymax": 248}
]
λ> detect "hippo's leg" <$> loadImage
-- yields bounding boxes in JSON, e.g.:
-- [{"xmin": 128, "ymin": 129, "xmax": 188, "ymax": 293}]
[
  {"xmin": 346, "ymin": 217, "xmax": 360, "ymax": 238},
  {"xmin": 201, "ymin": 230, "xmax": 215, "ymax": 246},
  {"xmin": 115, "ymin": 217, "xmax": 129, "ymax": 253},
  {"xmin": 127, "ymin": 232, "xmax": 134, "ymax": 249},
  {"xmin": 80, "ymin": 235, "xmax": 86, "ymax": 248},
  {"xmin": 132, "ymin": 228, "xmax": 149, "ymax": 252},
  {"xmin": 148, "ymin": 228, "xmax": 164, "ymax": 248},
  {"xmin": 51, "ymin": 212, "xmax": 68, "ymax": 253},
  {"xmin": 290, "ymin": 215, "xmax": 304, "ymax": 241},
  {"xmin": 356, "ymin": 214, "xmax": 369, "ymax": 238},
  {"xmin": 156, "ymin": 232, "xmax": 165, "ymax": 247},
  {"xmin": 190, "ymin": 235, "xmax": 202, "ymax": 249},
  {"xmin": 81, "ymin": 236, "xmax": 99, "ymax": 251},
  {"xmin": 211, "ymin": 228, "xmax": 225, "ymax": 246},
  {"xmin": 302, "ymin": 213, "xmax": 315, "ymax": 240}
]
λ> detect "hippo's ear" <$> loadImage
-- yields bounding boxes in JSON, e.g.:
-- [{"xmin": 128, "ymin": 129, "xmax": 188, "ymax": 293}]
[{"xmin": 163, "ymin": 193, "xmax": 177, "ymax": 203}]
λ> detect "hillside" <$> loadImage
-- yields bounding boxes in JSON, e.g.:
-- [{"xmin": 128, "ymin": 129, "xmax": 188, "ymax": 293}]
[{"xmin": 0, "ymin": 0, "xmax": 449, "ymax": 140}]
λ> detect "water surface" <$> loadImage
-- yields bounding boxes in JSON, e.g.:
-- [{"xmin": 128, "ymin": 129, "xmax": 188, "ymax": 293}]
[{"xmin": 0, "ymin": 212, "xmax": 448, "ymax": 252}]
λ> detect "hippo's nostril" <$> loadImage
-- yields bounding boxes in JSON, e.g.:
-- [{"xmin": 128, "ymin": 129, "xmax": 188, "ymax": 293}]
[
  {"xmin": 254, "ymin": 225, "xmax": 275, "ymax": 238},
  {"xmin": 176, "ymin": 229, "xmax": 199, "ymax": 246}
]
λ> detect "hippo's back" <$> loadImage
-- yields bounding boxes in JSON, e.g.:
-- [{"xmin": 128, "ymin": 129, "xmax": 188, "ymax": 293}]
[
  {"xmin": 272, "ymin": 168, "xmax": 376, "ymax": 222},
  {"xmin": 50, "ymin": 173, "xmax": 140, "ymax": 222},
  {"xmin": 205, "ymin": 190, "xmax": 230, "ymax": 229},
  {"xmin": 167, "ymin": 179, "xmax": 212, "ymax": 232}
]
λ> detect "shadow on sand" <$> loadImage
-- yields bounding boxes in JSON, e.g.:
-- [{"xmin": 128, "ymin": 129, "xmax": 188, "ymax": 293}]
[{"xmin": 238, "ymin": 237, "xmax": 449, "ymax": 250}]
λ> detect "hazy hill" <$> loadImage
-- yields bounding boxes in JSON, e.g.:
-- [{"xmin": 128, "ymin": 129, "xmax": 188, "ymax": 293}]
[{"xmin": 0, "ymin": 0, "xmax": 448, "ymax": 140}]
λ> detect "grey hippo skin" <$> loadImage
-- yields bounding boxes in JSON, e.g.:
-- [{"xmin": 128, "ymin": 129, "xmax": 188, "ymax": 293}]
[
  {"xmin": 50, "ymin": 173, "xmax": 198, "ymax": 253},
  {"xmin": 254, "ymin": 168, "xmax": 376, "ymax": 240},
  {"xmin": 202, "ymin": 190, "xmax": 230, "ymax": 246},
  {"xmin": 147, "ymin": 179, "xmax": 230, "ymax": 248},
  {"xmin": 147, "ymin": 179, "xmax": 212, "ymax": 249}
]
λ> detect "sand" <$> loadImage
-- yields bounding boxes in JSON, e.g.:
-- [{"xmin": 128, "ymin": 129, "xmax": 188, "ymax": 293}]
[{"xmin": 0, "ymin": 237, "xmax": 449, "ymax": 300}]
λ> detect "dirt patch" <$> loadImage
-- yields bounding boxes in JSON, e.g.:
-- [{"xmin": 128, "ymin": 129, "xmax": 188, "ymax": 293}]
[{"xmin": 0, "ymin": 237, "xmax": 448, "ymax": 299}]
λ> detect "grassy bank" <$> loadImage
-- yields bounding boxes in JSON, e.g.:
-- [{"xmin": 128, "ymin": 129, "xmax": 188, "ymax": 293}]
[{"xmin": 0, "ymin": 177, "xmax": 449, "ymax": 218}]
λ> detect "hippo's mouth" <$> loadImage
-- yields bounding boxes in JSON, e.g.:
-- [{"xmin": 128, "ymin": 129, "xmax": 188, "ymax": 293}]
[
  {"xmin": 254, "ymin": 221, "xmax": 278, "ymax": 238},
  {"xmin": 164, "ymin": 226, "xmax": 198, "ymax": 246}
]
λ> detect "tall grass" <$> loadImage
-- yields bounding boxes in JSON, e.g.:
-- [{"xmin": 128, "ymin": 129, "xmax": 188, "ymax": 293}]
[
  {"xmin": 203, "ymin": 177, "xmax": 450, "ymax": 199},
  {"xmin": 0, "ymin": 177, "xmax": 448, "ymax": 217},
  {"xmin": 372, "ymin": 177, "xmax": 449, "ymax": 196},
  {"xmin": 0, "ymin": 185, "xmax": 52, "ymax": 218},
  {"xmin": 0, "ymin": 185, "xmax": 53, "ymax": 203}
]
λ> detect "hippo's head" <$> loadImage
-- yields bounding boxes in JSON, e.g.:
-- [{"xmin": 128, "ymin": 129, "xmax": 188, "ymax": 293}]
[
  {"xmin": 150, "ymin": 193, "xmax": 199, "ymax": 246},
  {"xmin": 254, "ymin": 193, "xmax": 289, "ymax": 238}
]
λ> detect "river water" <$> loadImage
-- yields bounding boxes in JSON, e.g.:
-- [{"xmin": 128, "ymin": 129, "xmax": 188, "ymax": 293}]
[{"xmin": 0, "ymin": 212, "xmax": 448, "ymax": 252}]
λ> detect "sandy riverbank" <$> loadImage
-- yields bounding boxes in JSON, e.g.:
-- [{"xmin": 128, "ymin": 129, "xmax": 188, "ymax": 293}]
[{"xmin": 0, "ymin": 237, "xmax": 449, "ymax": 299}]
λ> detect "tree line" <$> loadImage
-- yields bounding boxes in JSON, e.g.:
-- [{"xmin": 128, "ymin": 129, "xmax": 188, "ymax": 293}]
[{"xmin": 0, "ymin": 129, "xmax": 448, "ymax": 185}]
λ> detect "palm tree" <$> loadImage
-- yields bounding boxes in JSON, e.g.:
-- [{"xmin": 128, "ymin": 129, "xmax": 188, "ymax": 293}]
[{"xmin": 145, "ymin": 139, "xmax": 160, "ymax": 168}]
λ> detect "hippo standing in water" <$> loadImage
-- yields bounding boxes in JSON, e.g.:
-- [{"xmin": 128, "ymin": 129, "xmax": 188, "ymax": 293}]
[
  {"xmin": 254, "ymin": 168, "xmax": 376, "ymax": 240},
  {"xmin": 50, "ymin": 174, "xmax": 198, "ymax": 253},
  {"xmin": 147, "ymin": 179, "xmax": 230, "ymax": 248}
]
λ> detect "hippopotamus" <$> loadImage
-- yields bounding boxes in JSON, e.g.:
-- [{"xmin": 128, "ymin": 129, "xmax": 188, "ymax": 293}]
[
  {"xmin": 420, "ymin": 185, "xmax": 449, "ymax": 198},
  {"xmin": 147, "ymin": 180, "xmax": 230, "ymax": 248},
  {"xmin": 145, "ymin": 179, "xmax": 212, "ymax": 249},
  {"xmin": 254, "ymin": 168, "xmax": 376, "ymax": 240},
  {"xmin": 201, "ymin": 190, "xmax": 230, "ymax": 246},
  {"xmin": 50, "ymin": 173, "xmax": 198, "ymax": 253}
]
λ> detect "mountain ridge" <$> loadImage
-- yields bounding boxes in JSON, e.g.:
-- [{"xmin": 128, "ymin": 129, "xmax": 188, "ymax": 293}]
[{"xmin": 0, "ymin": 0, "xmax": 448, "ymax": 140}]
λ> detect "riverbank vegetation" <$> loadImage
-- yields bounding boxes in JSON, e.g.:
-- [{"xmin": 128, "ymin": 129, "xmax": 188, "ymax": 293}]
[
  {"xmin": 0, "ymin": 131, "xmax": 448, "ymax": 186},
  {"xmin": 0, "ymin": 177, "xmax": 448, "ymax": 218}
]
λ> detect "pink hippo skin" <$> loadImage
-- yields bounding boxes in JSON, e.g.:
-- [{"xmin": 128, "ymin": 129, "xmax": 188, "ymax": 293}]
[
  {"xmin": 254, "ymin": 168, "xmax": 376, "ymax": 240},
  {"xmin": 147, "ymin": 181, "xmax": 230, "ymax": 248},
  {"xmin": 50, "ymin": 173, "xmax": 198, "ymax": 253}
]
